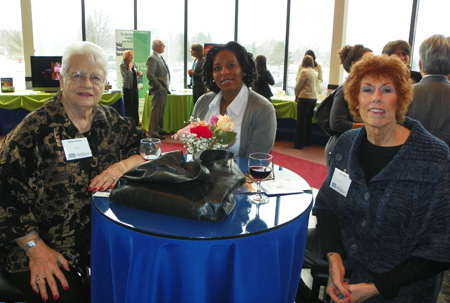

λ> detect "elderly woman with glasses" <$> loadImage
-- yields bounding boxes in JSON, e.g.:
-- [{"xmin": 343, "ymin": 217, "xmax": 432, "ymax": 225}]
[
  {"xmin": 313, "ymin": 54, "xmax": 450, "ymax": 303},
  {"xmin": 0, "ymin": 41, "xmax": 145, "ymax": 303}
]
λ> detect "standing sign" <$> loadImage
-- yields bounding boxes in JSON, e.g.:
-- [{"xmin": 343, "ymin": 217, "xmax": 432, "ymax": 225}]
[{"xmin": 115, "ymin": 30, "xmax": 151, "ymax": 99}]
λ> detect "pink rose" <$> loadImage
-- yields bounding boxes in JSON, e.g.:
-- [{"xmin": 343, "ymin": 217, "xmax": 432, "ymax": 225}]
[{"xmin": 210, "ymin": 115, "xmax": 219, "ymax": 126}]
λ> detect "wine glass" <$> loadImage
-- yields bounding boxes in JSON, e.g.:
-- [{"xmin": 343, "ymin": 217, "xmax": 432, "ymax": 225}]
[
  {"xmin": 140, "ymin": 138, "xmax": 162, "ymax": 160},
  {"xmin": 247, "ymin": 152, "xmax": 273, "ymax": 204}
]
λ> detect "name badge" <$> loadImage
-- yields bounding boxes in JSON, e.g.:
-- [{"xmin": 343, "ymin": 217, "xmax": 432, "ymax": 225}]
[
  {"xmin": 330, "ymin": 167, "xmax": 352, "ymax": 197},
  {"xmin": 62, "ymin": 138, "xmax": 93, "ymax": 161}
]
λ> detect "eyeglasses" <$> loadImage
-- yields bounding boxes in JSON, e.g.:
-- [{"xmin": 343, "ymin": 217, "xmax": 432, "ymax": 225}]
[{"xmin": 67, "ymin": 72, "xmax": 106, "ymax": 85}]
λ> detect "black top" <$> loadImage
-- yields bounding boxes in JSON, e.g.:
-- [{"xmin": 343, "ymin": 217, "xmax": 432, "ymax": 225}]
[{"xmin": 253, "ymin": 70, "xmax": 275, "ymax": 100}]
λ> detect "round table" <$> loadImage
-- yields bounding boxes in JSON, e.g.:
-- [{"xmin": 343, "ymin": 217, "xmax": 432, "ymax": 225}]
[{"xmin": 90, "ymin": 158, "xmax": 313, "ymax": 303}]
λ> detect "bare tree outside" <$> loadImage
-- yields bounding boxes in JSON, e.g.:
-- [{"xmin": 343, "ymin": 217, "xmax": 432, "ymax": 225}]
[
  {"xmin": 0, "ymin": 29, "xmax": 23, "ymax": 60},
  {"xmin": 86, "ymin": 10, "xmax": 115, "ymax": 54}
]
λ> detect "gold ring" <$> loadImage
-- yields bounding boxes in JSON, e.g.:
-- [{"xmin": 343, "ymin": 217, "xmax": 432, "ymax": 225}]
[{"xmin": 36, "ymin": 277, "xmax": 40, "ymax": 282}]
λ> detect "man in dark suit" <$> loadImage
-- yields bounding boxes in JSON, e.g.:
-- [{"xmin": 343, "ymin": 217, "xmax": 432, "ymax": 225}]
[
  {"xmin": 146, "ymin": 40, "xmax": 170, "ymax": 139},
  {"xmin": 407, "ymin": 34, "xmax": 450, "ymax": 146},
  {"xmin": 407, "ymin": 34, "xmax": 450, "ymax": 303}
]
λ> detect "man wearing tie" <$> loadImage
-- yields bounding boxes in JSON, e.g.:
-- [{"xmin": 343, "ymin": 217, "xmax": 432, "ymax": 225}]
[{"xmin": 146, "ymin": 39, "xmax": 170, "ymax": 139}]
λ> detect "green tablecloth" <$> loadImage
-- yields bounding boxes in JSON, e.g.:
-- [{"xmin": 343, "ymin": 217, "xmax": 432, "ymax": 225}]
[
  {"xmin": 271, "ymin": 97, "xmax": 297, "ymax": 120},
  {"xmin": 0, "ymin": 91, "xmax": 123, "ymax": 110},
  {"xmin": 271, "ymin": 96, "xmax": 323, "ymax": 122},
  {"xmin": 141, "ymin": 93, "xmax": 194, "ymax": 133}
]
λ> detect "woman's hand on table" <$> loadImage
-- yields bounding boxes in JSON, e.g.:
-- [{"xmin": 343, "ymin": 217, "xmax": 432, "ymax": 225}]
[
  {"xmin": 27, "ymin": 241, "xmax": 71, "ymax": 301},
  {"xmin": 89, "ymin": 155, "xmax": 145, "ymax": 191}
]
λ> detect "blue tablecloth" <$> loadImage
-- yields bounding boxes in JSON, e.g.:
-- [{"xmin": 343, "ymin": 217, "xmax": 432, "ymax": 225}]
[{"xmin": 90, "ymin": 159, "xmax": 313, "ymax": 303}]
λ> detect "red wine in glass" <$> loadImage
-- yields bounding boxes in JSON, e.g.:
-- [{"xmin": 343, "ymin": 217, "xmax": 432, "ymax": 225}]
[
  {"xmin": 249, "ymin": 165, "xmax": 272, "ymax": 181},
  {"xmin": 248, "ymin": 153, "xmax": 273, "ymax": 204}
]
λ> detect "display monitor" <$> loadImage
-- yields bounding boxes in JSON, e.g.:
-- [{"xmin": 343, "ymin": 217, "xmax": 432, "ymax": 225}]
[{"xmin": 30, "ymin": 56, "xmax": 63, "ymax": 92}]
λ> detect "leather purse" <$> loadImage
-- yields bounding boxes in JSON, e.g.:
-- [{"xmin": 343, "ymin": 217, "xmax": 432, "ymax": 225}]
[{"xmin": 109, "ymin": 150, "xmax": 246, "ymax": 222}]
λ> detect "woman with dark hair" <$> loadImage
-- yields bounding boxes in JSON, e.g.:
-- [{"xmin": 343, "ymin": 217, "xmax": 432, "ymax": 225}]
[
  {"xmin": 188, "ymin": 44, "xmax": 207, "ymax": 103},
  {"xmin": 382, "ymin": 39, "xmax": 422, "ymax": 83},
  {"xmin": 314, "ymin": 54, "xmax": 450, "ymax": 302},
  {"xmin": 292, "ymin": 55, "xmax": 318, "ymax": 149},
  {"xmin": 192, "ymin": 41, "xmax": 277, "ymax": 158},
  {"xmin": 253, "ymin": 55, "xmax": 275, "ymax": 100},
  {"xmin": 297, "ymin": 49, "xmax": 323, "ymax": 95},
  {"xmin": 323, "ymin": 44, "xmax": 371, "ymax": 167}
]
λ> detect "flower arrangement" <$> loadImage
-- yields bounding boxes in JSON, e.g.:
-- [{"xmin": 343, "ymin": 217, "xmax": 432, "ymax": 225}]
[{"xmin": 173, "ymin": 115, "xmax": 237, "ymax": 155}]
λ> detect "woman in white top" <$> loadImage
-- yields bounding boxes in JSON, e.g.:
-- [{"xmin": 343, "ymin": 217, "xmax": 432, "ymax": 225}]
[{"xmin": 192, "ymin": 41, "xmax": 277, "ymax": 158}]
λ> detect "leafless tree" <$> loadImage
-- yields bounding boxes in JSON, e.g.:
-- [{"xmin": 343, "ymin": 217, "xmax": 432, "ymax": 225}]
[{"xmin": 0, "ymin": 29, "xmax": 23, "ymax": 59}]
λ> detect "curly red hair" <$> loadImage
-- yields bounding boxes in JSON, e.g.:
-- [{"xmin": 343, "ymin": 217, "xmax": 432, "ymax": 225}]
[{"xmin": 344, "ymin": 54, "xmax": 414, "ymax": 123}]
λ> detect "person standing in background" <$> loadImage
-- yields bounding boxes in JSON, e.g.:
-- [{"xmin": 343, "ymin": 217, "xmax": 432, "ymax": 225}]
[
  {"xmin": 297, "ymin": 50, "xmax": 323, "ymax": 95},
  {"xmin": 120, "ymin": 50, "xmax": 142, "ymax": 125},
  {"xmin": 323, "ymin": 44, "xmax": 371, "ymax": 167},
  {"xmin": 146, "ymin": 39, "xmax": 170, "ymax": 139},
  {"xmin": 382, "ymin": 39, "xmax": 422, "ymax": 83},
  {"xmin": 292, "ymin": 55, "xmax": 318, "ymax": 149},
  {"xmin": 188, "ymin": 44, "xmax": 207, "ymax": 104},
  {"xmin": 253, "ymin": 55, "xmax": 275, "ymax": 100},
  {"xmin": 407, "ymin": 34, "xmax": 450, "ymax": 147}
]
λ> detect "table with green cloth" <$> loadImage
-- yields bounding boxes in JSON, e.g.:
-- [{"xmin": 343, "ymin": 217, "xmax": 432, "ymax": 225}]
[
  {"xmin": 0, "ymin": 91, "xmax": 124, "ymax": 135},
  {"xmin": 270, "ymin": 96, "xmax": 329, "ymax": 145},
  {"xmin": 141, "ymin": 93, "xmax": 194, "ymax": 134},
  {"xmin": 271, "ymin": 96, "xmax": 298, "ymax": 120}
]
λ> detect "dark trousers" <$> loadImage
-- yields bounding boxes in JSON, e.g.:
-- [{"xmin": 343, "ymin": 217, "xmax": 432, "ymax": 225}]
[
  {"xmin": 294, "ymin": 98, "xmax": 317, "ymax": 148},
  {"xmin": 149, "ymin": 90, "xmax": 167, "ymax": 136},
  {"xmin": 4, "ymin": 269, "xmax": 89, "ymax": 303},
  {"xmin": 123, "ymin": 87, "xmax": 140, "ymax": 125}
]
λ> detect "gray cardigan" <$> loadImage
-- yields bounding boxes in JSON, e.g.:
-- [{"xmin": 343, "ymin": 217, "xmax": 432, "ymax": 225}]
[
  {"xmin": 192, "ymin": 89, "xmax": 277, "ymax": 158},
  {"xmin": 314, "ymin": 118, "xmax": 450, "ymax": 302}
]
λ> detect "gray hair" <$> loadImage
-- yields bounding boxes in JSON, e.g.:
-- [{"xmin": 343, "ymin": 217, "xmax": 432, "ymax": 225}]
[
  {"xmin": 419, "ymin": 34, "xmax": 450, "ymax": 75},
  {"xmin": 61, "ymin": 41, "xmax": 108, "ymax": 77},
  {"xmin": 152, "ymin": 40, "xmax": 161, "ymax": 51}
]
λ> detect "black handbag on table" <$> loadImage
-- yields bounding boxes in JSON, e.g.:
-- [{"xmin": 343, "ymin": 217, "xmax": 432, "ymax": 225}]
[{"xmin": 109, "ymin": 149, "xmax": 246, "ymax": 222}]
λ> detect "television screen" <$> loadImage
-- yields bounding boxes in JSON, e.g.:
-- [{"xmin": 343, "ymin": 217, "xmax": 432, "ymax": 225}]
[{"xmin": 30, "ymin": 56, "xmax": 63, "ymax": 92}]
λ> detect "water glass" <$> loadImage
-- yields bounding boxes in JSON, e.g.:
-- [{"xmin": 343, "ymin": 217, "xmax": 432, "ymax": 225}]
[{"xmin": 140, "ymin": 138, "xmax": 162, "ymax": 160}]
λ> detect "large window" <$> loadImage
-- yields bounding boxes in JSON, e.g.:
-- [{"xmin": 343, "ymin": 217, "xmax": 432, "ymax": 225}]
[
  {"xmin": 412, "ymin": 0, "xmax": 450, "ymax": 70},
  {"xmin": 239, "ymin": 0, "xmax": 287, "ymax": 95},
  {"xmin": 187, "ymin": 0, "xmax": 235, "ymax": 87},
  {"xmin": 346, "ymin": 0, "xmax": 413, "ymax": 55},
  {"xmin": 3, "ymin": 0, "xmax": 450, "ymax": 93},
  {"xmin": 137, "ymin": 0, "xmax": 185, "ymax": 91},
  {"xmin": 31, "ymin": 0, "xmax": 82, "ymax": 55},
  {"xmin": 288, "ymin": 0, "xmax": 335, "ymax": 95},
  {"xmin": 85, "ymin": 0, "xmax": 134, "ymax": 89},
  {"xmin": 0, "ymin": 0, "xmax": 24, "ymax": 89}
]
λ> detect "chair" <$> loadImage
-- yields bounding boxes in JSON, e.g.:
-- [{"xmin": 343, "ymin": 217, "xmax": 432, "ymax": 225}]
[{"xmin": 0, "ymin": 269, "xmax": 28, "ymax": 303}]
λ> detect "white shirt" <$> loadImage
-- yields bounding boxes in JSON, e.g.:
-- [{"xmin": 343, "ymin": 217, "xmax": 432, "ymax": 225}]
[{"xmin": 204, "ymin": 85, "xmax": 249, "ymax": 156}]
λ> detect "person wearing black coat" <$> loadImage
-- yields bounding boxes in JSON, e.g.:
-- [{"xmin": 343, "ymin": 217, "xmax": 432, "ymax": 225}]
[{"xmin": 253, "ymin": 55, "xmax": 275, "ymax": 100}]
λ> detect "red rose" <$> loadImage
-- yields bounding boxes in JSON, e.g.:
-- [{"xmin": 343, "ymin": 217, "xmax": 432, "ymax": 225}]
[{"xmin": 190, "ymin": 125, "xmax": 213, "ymax": 138}]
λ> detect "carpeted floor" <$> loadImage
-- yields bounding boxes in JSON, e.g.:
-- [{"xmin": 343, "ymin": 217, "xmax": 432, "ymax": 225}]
[{"xmin": 160, "ymin": 140, "xmax": 327, "ymax": 190}]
